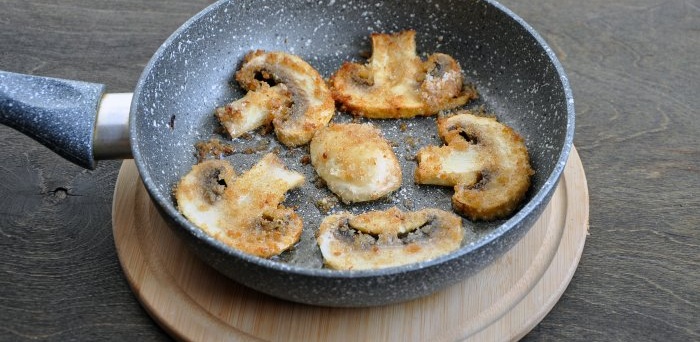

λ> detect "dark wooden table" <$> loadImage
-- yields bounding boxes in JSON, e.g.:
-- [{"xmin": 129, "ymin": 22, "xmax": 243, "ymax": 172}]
[{"xmin": 1, "ymin": 1, "xmax": 697, "ymax": 341}]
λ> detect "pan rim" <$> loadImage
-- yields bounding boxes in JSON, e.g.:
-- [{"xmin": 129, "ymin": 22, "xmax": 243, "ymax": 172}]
[{"xmin": 130, "ymin": 0, "xmax": 575, "ymax": 279}]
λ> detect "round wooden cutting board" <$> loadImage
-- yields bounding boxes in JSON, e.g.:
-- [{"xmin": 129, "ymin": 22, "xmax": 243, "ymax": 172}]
[{"xmin": 112, "ymin": 147, "xmax": 588, "ymax": 342}]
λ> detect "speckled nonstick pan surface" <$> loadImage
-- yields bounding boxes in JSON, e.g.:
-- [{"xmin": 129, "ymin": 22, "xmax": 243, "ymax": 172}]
[{"xmin": 129, "ymin": 0, "xmax": 574, "ymax": 306}]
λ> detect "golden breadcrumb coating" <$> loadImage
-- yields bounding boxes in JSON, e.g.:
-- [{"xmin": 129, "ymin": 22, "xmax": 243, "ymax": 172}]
[
  {"xmin": 415, "ymin": 111, "xmax": 533, "ymax": 221},
  {"xmin": 310, "ymin": 123, "xmax": 402, "ymax": 203},
  {"xmin": 174, "ymin": 154, "xmax": 305, "ymax": 257},
  {"xmin": 316, "ymin": 207, "xmax": 464, "ymax": 270},
  {"xmin": 329, "ymin": 30, "xmax": 477, "ymax": 119},
  {"xmin": 216, "ymin": 83, "xmax": 292, "ymax": 139},
  {"xmin": 233, "ymin": 50, "xmax": 335, "ymax": 146}
]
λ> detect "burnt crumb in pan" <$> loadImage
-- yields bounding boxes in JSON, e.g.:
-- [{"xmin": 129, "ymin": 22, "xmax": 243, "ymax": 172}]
[{"xmin": 194, "ymin": 138, "xmax": 235, "ymax": 162}]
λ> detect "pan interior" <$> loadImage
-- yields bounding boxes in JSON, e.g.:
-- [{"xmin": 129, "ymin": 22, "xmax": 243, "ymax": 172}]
[{"xmin": 131, "ymin": 0, "xmax": 572, "ymax": 270}]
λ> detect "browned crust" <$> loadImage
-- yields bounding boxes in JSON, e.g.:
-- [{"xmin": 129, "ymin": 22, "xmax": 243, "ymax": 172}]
[
  {"xmin": 416, "ymin": 111, "xmax": 534, "ymax": 221},
  {"xmin": 316, "ymin": 207, "xmax": 464, "ymax": 270},
  {"xmin": 309, "ymin": 123, "xmax": 402, "ymax": 203},
  {"xmin": 173, "ymin": 155, "xmax": 305, "ymax": 258},
  {"xmin": 234, "ymin": 50, "xmax": 335, "ymax": 146},
  {"xmin": 329, "ymin": 30, "xmax": 478, "ymax": 119}
]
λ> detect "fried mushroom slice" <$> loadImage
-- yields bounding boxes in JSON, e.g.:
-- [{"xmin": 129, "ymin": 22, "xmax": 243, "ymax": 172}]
[
  {"xmin": 310, "ymin": 123, "xmax": 402, "ymax": 203},
  {"xmin": 316, "ymin": 207, "xmax": 464, "ymax": 270},
  {"xmin": 174, "ymin": 153, "xmax": 305, "ymax": 258},
  {"xmin": 235, "ymin": 50, "xmax": 335, "ymax": 146},
  {"xmin": 415, "ymin": 112, "xmax": 534, "ymax": 221},
  {"xmin": 329, "ymin": 30, "xmax": 477, "ymax": 119},
  {"xmin": 216, "ymin": 83, "xmax": 292, "ymax": 139}
]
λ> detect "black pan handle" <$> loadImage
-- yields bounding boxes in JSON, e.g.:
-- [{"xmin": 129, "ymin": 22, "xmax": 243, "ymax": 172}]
[{"xmin": 0, "ymin": 70, "xmax": 132, "ymax": 169}]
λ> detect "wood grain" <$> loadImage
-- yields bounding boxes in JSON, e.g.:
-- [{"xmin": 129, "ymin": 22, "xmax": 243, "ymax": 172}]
[
  {"xmin": 0, "ymin": 0, "xmax": 697, "ymax": 341},
  {"xmin": 0, "ymin": 1, "xmax": 214, "ymax": 340},
  {"xmin": 501, "ymin": 1, "xmax": 700, "ymax": 341}
]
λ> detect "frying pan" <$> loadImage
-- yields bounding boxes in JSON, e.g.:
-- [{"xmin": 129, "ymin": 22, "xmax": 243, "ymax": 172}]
[{"xmin": 0, "ymin": 0, "xmax": 574, "ymax": 306}]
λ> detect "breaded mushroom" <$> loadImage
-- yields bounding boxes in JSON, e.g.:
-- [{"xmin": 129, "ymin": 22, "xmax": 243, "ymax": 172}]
[
  {"xmin": 415, "ymin": 111, "xmax": 534, "ymax": 221},
  {"xmin": 216, "ymin": 83, "xmax": 292, "ymax": 140},
  {"xmin": 310, "ymin": 123, "xmax": 402, "ymax": 203},
  {"xmin": 232, "ymin": 50, "xmax": 335, "ymax": 146},
  {"xmin": 316, "ymin": 207, "xmax": 464, "ymax": 270},
  {"xmin": 329, "ymin": 30, "xmax": 477, "ymax": 119},
  {"xmin": 174, "ymin": 154, "xmax": 305, "ymax": 258}
]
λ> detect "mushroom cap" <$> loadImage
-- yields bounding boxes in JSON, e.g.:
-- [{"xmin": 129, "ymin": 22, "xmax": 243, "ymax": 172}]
[
  {"xmin": 329, "ymin": 30, "xmax": 477, "ymax": 119},
  {"xmin": 235, "ymin": 50, "xmax": 335, "ymax": 146},
  {"xmin": 415, "ymin": 111, "xmax": 534, "ymax": 221},
  {"xmin": 310, "ymin": 123, "xmax": 402, "ymax": 203},
  {"xmin": 174, "ymin": 154, "xmax": 305, "ymax": 258},
  {"xmin": 316, "ymin": 207, "xmax": 464, "ymax": 270}
]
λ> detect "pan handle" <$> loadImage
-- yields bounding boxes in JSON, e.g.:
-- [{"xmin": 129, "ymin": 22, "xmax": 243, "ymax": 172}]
[
  {"xmin": 94, "ymin": 92, "xmax": 132, "ymax": 161},
  {"xmin": 0, "ymin": 70, "xmax": 132, "ymax": 169}
]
